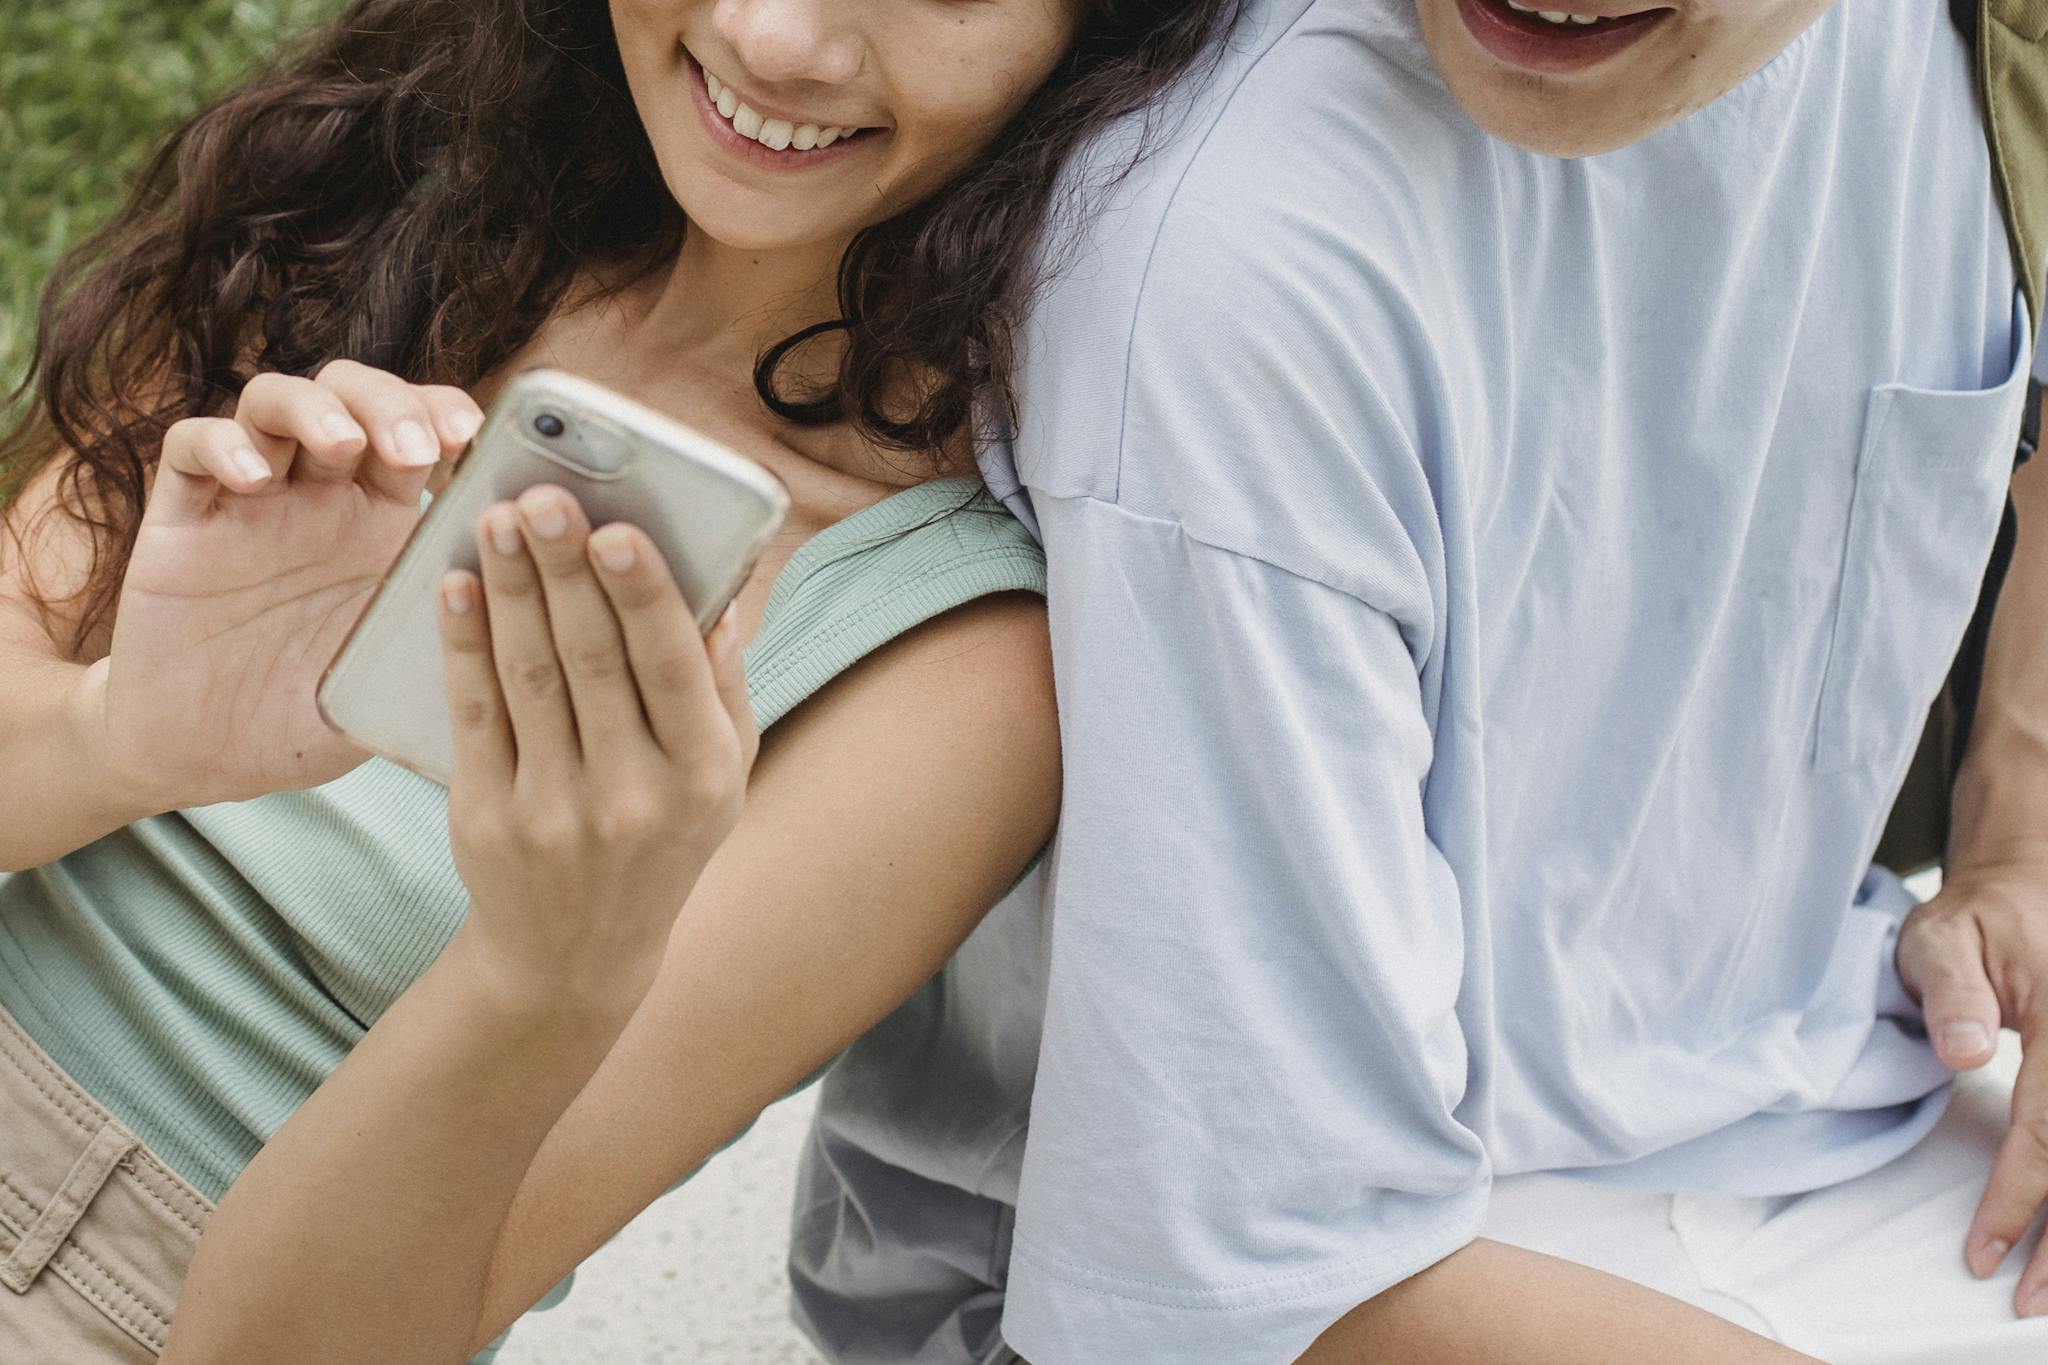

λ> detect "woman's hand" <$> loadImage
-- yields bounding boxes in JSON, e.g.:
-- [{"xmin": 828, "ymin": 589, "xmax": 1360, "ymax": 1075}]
[
  {"xmin": 98, "ymin": 361, "xmax": 480, "ymax": 809},
  {"xmin": 438, "ymin": 484, "xmax": 758, "ymax": 1006}
]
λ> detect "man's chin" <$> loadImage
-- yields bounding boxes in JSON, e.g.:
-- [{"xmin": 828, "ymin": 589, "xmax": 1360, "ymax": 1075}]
[
  {"xmin": 1415, "ymin": 15, "xmax": 1666, "ymax": 156},
  {"xmin": 1446, "ymin": 91, "xmax": 1675, "ymax": 159}
]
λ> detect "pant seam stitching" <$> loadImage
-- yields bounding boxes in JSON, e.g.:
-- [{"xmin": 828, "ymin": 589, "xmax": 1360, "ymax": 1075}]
[
  {"xmin": 113, "ymin": 1160, "xmax": 207, "ymax": 1237},
  {"xmin": 0, "ymin": 1171, "xmax": 36, "ymax": 1233},
  {"xmin": 49, "ymin": 1243, "xmax": 169, "ymax": 1350}
]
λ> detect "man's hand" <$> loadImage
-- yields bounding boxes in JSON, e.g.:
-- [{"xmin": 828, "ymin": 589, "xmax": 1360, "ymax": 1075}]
[{"xmin": 1897, "ymin": 859, "xmax": 2048, "ymax": 1316}]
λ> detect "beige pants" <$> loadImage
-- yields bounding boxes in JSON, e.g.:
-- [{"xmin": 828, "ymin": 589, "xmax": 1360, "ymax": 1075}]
[{"xmin": 0, "ymin": 1006, "xmax": 212, "ymax": 1362}]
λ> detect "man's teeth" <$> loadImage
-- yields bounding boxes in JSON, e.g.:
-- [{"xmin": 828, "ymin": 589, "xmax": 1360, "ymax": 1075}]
[
  {"xmin": 1505, "ymin": 0, "xmax": 1604, "ymax": 21},
  {"xmin": 704, "ymin": 69, "xmax": 852, "ymax": 152}
]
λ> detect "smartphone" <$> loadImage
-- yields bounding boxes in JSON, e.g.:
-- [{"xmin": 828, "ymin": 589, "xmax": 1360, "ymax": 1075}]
[{"xmin": 317, "ymin": 368, "xmax": 790, "ymax": 786}]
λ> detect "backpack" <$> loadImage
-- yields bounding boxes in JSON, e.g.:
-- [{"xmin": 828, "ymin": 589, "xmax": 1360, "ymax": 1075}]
[{"xmin": 1875, "ymin": 0, "xmax": 2048, "ymax": 874}]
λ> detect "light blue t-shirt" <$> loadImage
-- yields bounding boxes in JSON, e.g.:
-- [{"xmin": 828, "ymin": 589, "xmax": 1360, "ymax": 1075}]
[{"xmin": 791, "ymin": 2, "xmax": 2044, "ymax": 1363}]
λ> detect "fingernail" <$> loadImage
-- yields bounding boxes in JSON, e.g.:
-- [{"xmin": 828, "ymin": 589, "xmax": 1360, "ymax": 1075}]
[
  {"xmin": 526, "ymin": 498, "xmax": 568, "ymax": 540},
  {"xmin": 392, "ymin": 420, "xmax": 439, "ymax": 467},
  {"xmin": 593, "ymin": 531, "xmax": 636, "ymax": 574},
  {"xmin": 2026, "ymin": 1287, "xmax": 2048, "ymax": 1318},
  {"xmin": 441, "ymin": 575, "xmax": 473, "ymax": 615},
  {"xmin": 1944, "ymin": 1022, "xmax": 1993, "ymax": 1059},
  {"xmin": 446, "ymin": 409, "xmax": 483, "ymax": 442},
  {"xmin": 321, "ymin": 413, "xmax": 365, "ymax": 445},
  {"xmin": 714, "ymin": 605, "xmax": 740, "ymax": 654},
  {"xmin": 230, "ymin": 449, "xmax": 270, "ymax": 485},
  {"xmin": 1976, "ymin": 1238, "xmax": 2011, "ymax": 1275},
  {"xmin": 488, "ymin": 510, "xmax": 521, "ymax": 556}
]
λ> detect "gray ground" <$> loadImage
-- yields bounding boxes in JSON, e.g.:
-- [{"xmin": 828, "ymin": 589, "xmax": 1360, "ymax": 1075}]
[{"xmin": 496, "ymin": 1089, "xmax": 826, "ymax": 1365}]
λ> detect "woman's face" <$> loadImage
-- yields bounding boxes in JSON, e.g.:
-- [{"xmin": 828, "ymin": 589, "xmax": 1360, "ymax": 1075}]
[{"xmin": 611, "ymin": 0, "xmax": 1080, "ymax": 255}]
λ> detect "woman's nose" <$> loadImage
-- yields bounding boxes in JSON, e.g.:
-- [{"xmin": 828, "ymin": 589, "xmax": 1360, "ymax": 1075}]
[{"xmin": 710, "ymin": 0, "xmax": 862, "ymax": 87}]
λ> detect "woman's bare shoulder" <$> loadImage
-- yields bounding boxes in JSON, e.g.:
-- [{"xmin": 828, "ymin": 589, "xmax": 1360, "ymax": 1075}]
[{"xmin": 750, "ymin": 588, "xmax": 1058, "ymax": 893}]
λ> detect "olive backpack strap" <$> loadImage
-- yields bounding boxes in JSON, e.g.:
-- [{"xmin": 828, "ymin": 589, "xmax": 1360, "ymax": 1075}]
[{"xmin": 1875, "ymin": 0, "xmax": 2048, "ymax": 876}]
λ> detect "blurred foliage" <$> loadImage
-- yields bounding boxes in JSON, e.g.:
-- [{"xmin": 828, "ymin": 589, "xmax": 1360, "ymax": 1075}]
[{"xmin": 0, "ymin": 0, "xmax": 341, "ymax": 398}]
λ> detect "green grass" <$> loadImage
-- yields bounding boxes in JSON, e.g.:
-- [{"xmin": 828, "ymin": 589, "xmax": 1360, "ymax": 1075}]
[{"xmin": 0, "ymin": 0, "xmax": 341, "ymax": 398}]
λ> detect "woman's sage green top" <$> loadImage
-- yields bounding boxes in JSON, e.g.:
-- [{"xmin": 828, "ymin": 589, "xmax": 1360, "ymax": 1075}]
[{"xmin": 0, "ymin": 477, "xmax": 1046, "ymax": 1202}]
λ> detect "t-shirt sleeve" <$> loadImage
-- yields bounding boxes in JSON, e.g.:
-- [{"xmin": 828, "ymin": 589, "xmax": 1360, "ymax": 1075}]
[{"xmin": 999, "ymin": 189, "xmax": 1490, "ymax": 1362}]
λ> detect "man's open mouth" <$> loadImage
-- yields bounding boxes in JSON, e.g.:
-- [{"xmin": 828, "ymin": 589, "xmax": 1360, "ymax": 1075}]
[{"xmin": 1456, "ymin": 0, "xmax": 1673, "ymax": 74}]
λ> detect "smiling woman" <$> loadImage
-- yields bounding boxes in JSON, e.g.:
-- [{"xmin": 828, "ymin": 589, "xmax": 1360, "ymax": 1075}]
[
  {"xmin": 0, "ymin": 0, "xmax": 1244, "ymax": 1362},
  {"xmin": 5, "ymin": 0, "xmax": 1228, "ymax": 650}
]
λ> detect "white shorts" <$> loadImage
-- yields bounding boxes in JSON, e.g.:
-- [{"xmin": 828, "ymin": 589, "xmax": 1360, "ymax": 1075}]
[{"xmin": 1485, "ymin": 1036, "xmax": 2048, "ymax": 1363}]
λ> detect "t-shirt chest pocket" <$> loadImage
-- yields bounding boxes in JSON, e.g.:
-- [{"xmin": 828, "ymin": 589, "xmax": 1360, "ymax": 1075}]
[{"xmin": 1813, "ymin": 292, "xmax": 2034, "ymax": 774}]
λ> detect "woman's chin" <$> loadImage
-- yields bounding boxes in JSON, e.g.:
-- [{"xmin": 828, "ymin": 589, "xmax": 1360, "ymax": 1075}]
[{"xmin": 673, "ymin": 199, "xmax": 854, "ymax": 258}]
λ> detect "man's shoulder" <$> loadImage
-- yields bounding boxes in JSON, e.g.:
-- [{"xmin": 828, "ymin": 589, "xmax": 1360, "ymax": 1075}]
[
  {"xmin": 1008, "ymin": 0, "xmax": 1478, "ymax": 504},
  {"xmin": 1045, "ymin": 0, "xmax": 1481, "ymax": 310}
]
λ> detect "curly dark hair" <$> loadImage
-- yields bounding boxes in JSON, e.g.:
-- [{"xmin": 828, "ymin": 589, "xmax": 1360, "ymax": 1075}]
[{"xmin": 2, "ymin": 0, "xmax": 1244, "ymax": 654}]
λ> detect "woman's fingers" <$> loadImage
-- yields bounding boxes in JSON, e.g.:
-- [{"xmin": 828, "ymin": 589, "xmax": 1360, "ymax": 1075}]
[
  {"xmin": 415, "ymin": 385, "xmax": 484, "ymax": 499},
  {"xmin": 474, "ymin": 503, "xmax": 581, "ymax": 781},
  {"xmin": 469, "ymin": 489, "xmax": 746, "ymax": 784},
  {"xmin": 146, "ymin": 366, "xmax": 474, "ymax": 538},
  {"xmin": 415, "ymin": 385, "xmax": 485, "ymax": 452},
  {"xmin": 587, "ymin": 521, "xmax": 732, "ymax": 761},
  {"xmin": 436, "ymin": 570, "xmax": 515, "ymax": 793},
  {"xmin": 512, "ymin": 486, "xmax": 653, "ymax": 767},
  {"xmin": 310, "ymin": 360, "xmax": 455, "ymax": 501},
  {"xmin": 148, "ymin": 418, "xmax": 274, "ymax": 526},
  {"xmin": 232, "ymin": 373, "xmax": 368, "ymax": 485}
]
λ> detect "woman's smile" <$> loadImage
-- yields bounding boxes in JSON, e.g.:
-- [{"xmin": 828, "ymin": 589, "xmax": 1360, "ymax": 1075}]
[{"xmin": 685, "ymin": 49, "xmax": 882, "ymax": 170}]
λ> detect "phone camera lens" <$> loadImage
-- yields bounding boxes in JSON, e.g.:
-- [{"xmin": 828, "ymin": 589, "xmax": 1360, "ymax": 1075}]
[{"xmin": 533, "ymin": 412, "xmax": 566, "ymax": 438}]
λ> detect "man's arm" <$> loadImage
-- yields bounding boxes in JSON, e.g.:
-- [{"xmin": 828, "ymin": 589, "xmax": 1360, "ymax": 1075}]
[
  {"xmin": 1896, "ymin": 388, "xmax": 2048, "ymax": 1317},
  {"xmin": 999, "ymin": 490, "xmax": 1817, "ymax": 1365},
  {"xmin": 988, "ymin": 149, "xmax": 1836, "ymax": 1354},
  {"xmin": 1950, "ymin": 392, "xmax": 2048, "ymax": 870}
]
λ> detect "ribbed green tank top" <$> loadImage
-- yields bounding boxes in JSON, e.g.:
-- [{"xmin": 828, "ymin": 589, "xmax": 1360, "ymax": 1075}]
[{"xmin": 0, "ymin": 477, "xmax": 1046, "ymax": 1202}]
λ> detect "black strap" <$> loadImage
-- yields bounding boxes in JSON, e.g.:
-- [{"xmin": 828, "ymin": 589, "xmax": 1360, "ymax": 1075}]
[
  {"xmin": 1952, "ymin": 0, "xmax": 1978, "ymax": 42},
  {"xmin": 2021, "ymin": 376, "xmax": 2042, "ymax": 467}
]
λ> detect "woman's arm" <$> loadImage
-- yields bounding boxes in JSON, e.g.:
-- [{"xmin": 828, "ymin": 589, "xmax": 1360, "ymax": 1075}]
[
  {"xmin": 2, "ymin": 368, "xmax": 477, "ymax": 870},
  {"xmin": 161, "ymin": 483, "xmax": 763, "ymax": 1364},
  {"xmin": 467, "ymin": 591, "xmax": 1058, "ymax": 1346},
  {"xmin": 160, "ymin": 483, "xmax": 1058, "ymax": 1364},
  {"xmin": 0, "ymin": 466, "xmax": 162, "ymax": 868}
]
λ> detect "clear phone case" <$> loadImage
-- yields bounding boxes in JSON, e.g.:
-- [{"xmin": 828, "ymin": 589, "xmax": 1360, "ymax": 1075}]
[{"xmin": 317, "ymin": 368, "xmax": 789, "ymax": 787}]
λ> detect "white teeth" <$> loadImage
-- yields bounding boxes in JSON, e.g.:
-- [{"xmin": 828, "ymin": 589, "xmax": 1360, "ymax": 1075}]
[
  {"xmin": 1511, "ymin": 1, "xmax": 1606, "ymax": 21},
  {"xmin": 701, "ymin": 64, "xmax": 858, "ymax": 152}
]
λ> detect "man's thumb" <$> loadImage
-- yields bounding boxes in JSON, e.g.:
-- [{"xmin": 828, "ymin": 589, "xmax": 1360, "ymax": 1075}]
[{"xmin": 1898, "ymin": 909, "xmax": 2002, "ymax": 1071}]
